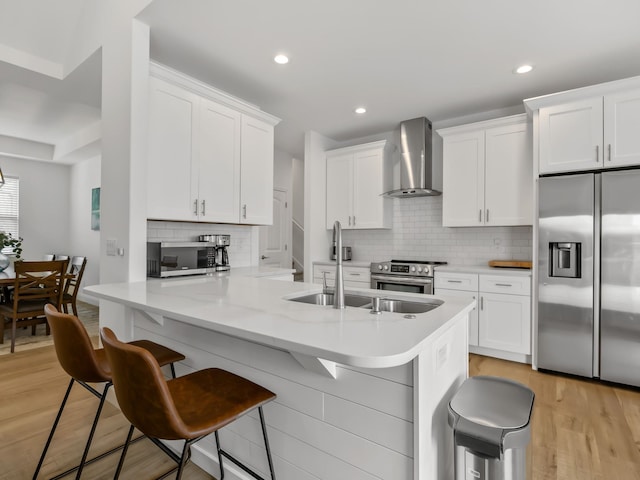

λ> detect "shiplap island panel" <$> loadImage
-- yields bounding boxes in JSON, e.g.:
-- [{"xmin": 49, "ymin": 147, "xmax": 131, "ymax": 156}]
[{"xmin": 85, "ymin": 274, "xmax": 473, "ymax": 480}]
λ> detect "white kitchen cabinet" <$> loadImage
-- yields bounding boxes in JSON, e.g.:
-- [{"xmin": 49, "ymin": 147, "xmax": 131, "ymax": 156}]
[
  {"xmin": 434, "ymin": 272, "xmax": 479, "ymax": 346},
  {"xmin": 326, "ymin": 141, "xmax": 393, "ymax": 229},
  {"xmin": 147, "ymin": 77, "xmax": 200, "ymax": 221},
  {"xmin": 313, "ymin": 263, "xmax": 371, "ymax": 289},
  {"xmin": 240, "ymin": 115, "xmax": 275, "ymax": 224},
  {"xmin": 439, "ymin": 114, "xmax": 532, "ymax": 227},
  {"xmin": 147, "ymin": 65, "xmax": 280, "ymax": 225},
  {"xmin": 538, "ymin": 89, "xmax": 640, "ymax": 174},
  {"xmin": 478, "ymin": 275, "xmax": 531, "ymax": 356},
  {"xmin": 435, "ymin": 269, "xmax": 531, "ymax": 362}
]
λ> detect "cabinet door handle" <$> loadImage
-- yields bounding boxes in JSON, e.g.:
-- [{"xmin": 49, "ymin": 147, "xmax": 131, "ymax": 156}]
[
  {"xmin": 495, "ymin": 283, "xmax": 512, "ymax": 287},
  {"xmin": 201, "ymin": 200, "xmax": 206, "ymax": 216},
  {"xmin": 472, "ymin": 296, "xmax": 476, "ymax": 310},
  {"xmin": 447, "ymin": 280, "xmax": 463, "ymax": 283},
  {"xmin": 353, "ymin": 216, "xmax": 356, "ymax": 226},
  {"xmin": 480, "ymin": 296, "xmax": 484, "ymax": 310},
  {"xmin": 349, "ymin": 273, "xmax": 361, "ymax": 276},
  {"xmin": 479, "ymin": 209, "xmax": 482, "ymax": 223},
  {"xmin": 595, "ymin": 145, "xmax": 599, "ymax": 163},
  {"xmin": 194, "ymin": 199, "xmax": 198, "ymax": 215},
  {"xmin": 348, "ymin": 216, "xmax": 351, "ymax": 226},
  {"xmin": 486, "ymin": 209, "xmax": 490, "ymax": 223},
  {"xmin": 243, "ymin": 204, "xmax": 247, "ymax": 219},
  {"xmin": 608, "ymin": 144, "xmax": 612, "ymax": 162}
]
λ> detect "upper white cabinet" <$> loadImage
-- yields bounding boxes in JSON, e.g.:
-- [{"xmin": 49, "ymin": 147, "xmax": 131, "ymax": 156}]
[
  {"xmin": 438, "ymin": 114, "xmax": 532, "ymax": 227},
  {"xmin": 147, "ymin": 77, "xmax": 200, "ymax": 221},
  {"xmin": 326, "ymin": 140, "xmax": 393, "ymax": 229},
  {"xmin": 526, "ymin": 78, "xmax": 640, "ymax": 175},
  {"xmin": 147, "ymin": 64, "xmax": 280, "ymax": 225}
]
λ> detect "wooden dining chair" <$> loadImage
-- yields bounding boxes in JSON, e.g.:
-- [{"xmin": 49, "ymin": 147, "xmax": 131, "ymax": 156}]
[
  {"xmin": 0, "ymin": 259, "xmax": 67, "ymax": 353},
  {"xmin": 61, "ymin": 256, "xmax": 87, "ymax": 317}
]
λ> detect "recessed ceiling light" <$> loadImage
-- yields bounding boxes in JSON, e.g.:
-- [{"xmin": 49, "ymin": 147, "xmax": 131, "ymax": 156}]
[
  {"xmin": 274, "ymin": 54, "xmax": 289, "ymax": 65},
  {"xmin": 514, "ymin": 64, "xmax": 533, "ymax": 74},
  {"xmin": 355, "ymin": 107, "xmax": 367, "ymax": 114}
]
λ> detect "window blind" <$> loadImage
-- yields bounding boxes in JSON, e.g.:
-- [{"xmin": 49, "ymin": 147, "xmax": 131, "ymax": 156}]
[{"xmin": 0, "ymin": 176, "xmax": 20, "ymax": 254}]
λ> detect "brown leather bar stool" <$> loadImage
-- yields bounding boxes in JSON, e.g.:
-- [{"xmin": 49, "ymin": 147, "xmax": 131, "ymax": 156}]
[
  {"xmin": 34, "ymin": 305, "xmax": 186, "ymax": 480},
  {"xmin": 100, "ymin": 327, "xmax": 277, "ymax": 480}
]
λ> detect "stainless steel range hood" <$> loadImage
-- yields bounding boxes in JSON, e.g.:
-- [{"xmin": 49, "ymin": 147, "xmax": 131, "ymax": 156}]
[{"xmin": 384, "ymin": 116, "xmax": 441, "ymax": 197}]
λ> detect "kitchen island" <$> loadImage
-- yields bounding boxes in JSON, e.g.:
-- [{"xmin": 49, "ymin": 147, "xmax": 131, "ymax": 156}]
[{"xmin": 85, "ymin": 273, "xmax": 473, "ymax": 480}]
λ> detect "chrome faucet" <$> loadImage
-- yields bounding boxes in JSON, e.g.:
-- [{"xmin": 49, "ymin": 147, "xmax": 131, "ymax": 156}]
[{"xmin": 332, "ymin": 220, "xmax": 345, "ymax": 309}]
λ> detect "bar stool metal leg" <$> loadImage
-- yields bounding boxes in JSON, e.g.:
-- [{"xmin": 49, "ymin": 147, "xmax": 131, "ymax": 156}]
[
  {"xmin": 113, "ymin": 425, "xmax": 135, "ymax": 480},
  {"xmin": 33, "ymin": 378, "xmax": 75, "ymax": 480}
]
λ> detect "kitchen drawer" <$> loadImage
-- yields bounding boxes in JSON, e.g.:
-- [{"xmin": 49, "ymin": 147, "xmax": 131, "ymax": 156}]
[
  {"xmin": 434, "ymin": 272, "xmax": 478, "ymax": 291},
  {"xmin": 313, "ymin": 265, "xmax": 371, "ymax": 285},
  {"xmin": 479, "ymin": 274, "xmax": 530, "ymax": 296}
]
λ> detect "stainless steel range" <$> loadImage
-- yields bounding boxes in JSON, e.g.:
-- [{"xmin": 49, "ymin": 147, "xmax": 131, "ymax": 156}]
[{"xmin": 370, "ymin": 259, "xmax": 447, "ymax": 295}]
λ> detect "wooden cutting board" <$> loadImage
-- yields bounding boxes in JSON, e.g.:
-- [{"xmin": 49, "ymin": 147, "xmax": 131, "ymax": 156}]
[{"xmin": 488, "ymin": 260, "xmax": 532, "ymax": 269}]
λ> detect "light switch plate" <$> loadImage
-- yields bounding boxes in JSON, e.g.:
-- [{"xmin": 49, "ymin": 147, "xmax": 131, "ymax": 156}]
[{"xmin": 106, "ymin": 238, "xmax": 117, "ymax": 256}]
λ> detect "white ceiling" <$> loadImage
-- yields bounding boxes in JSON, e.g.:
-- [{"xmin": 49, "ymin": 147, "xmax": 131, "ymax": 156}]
[{"xmin": 1, "ymin": 0, "xmax": 640, "ymax": 161}]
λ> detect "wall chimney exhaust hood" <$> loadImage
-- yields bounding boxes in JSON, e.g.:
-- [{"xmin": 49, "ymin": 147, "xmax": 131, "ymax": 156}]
[{"xmin": 383, "ymin": 116, "xmax": 441, "ymax": 198}]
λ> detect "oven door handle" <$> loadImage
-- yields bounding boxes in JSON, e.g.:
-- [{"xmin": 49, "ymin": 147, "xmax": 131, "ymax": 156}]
[{"xmin": 370, "ymin": 274, "xmax": 433, "ymax": 285}]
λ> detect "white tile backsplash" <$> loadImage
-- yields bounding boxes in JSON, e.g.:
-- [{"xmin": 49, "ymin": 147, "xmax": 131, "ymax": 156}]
[
  {"xmin": 342, "ymin": 196, "xmax": 532, "ymax": 265},
  {"xmin": 147, "ymin": 221, "xmax": 254, "ymax": 267}
]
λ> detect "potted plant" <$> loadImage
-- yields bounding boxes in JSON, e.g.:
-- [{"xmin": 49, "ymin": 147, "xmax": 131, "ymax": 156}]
[{"xmin": 0, "ymin": 231, "xmax": 22, "ymax": 272}]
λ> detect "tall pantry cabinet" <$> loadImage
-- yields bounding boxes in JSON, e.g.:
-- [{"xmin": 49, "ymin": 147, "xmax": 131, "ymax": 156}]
[{"xmin": 146, "ymin": 63, "xmax": 280, "ymax": 225}]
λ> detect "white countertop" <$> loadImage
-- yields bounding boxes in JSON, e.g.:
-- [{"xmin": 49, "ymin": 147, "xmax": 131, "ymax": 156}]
[
  {"xmin": 434, "ymin": 264, "xmax": 532, "ymax": 277},
  {"xmin": 85, "ymin": 275, "xmax": 473, "ymax": 369}
]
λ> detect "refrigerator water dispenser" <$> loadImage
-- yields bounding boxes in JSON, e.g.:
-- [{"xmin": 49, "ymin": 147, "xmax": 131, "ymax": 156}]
[{"xmin": 550, "ymin": 242, "xmax": 581, "ymax": 278}]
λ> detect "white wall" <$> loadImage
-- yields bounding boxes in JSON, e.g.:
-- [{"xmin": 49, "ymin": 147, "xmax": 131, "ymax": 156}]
[
  {"xmin": 0, "ymin": 155, "xmax": 70, "ymax": 260},
  {"xmin": 69, "ymin": 155, "xmax": 101, "ymax": 303},
  {"xmin": 291, "ymin": 156, "xmax": 304, "ymax": 273}
]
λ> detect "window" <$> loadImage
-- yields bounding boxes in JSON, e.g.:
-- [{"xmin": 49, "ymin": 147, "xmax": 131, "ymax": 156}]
[{"xmin": 0, "ymin": 176, "xmax": 19, "ymax": 254}]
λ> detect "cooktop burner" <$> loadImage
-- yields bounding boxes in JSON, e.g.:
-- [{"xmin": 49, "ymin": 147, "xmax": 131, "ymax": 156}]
[{"xmin": 391, "ymin": 259, "xmax": 448, "ymax": 265}]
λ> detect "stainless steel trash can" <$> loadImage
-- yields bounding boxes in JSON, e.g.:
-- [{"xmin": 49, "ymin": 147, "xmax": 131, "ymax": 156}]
[{"xmin": 448, "ymin": 376, "xmax": 534, "ymax": 480}]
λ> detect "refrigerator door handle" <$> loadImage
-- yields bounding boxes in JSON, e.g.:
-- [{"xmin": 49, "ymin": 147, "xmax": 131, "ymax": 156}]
[{"xmin": 593, "ymin": 175, "xmax": 601, "ymax": 377}]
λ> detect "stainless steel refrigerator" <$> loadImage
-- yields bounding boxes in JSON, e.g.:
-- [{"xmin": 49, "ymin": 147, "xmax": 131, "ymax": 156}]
[{"xmin": 538, "ymin": 170, "xmax": 640, "ymax": 387}]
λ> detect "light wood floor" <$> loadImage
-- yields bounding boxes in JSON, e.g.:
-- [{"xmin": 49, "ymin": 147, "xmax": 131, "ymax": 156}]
[
  {"xmin": 471, "ymin": 354, "xmax": 640, "ymax": 480},
  {"xmin": 3, "ymin": 344, "xmax": 640, "ymax": 479},
  {"xmin": 1, "ymin": 341, "xmax": 214, "ymax": 480}
]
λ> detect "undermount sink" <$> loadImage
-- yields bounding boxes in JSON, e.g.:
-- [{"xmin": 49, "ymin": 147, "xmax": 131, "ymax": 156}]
[
  {"xmin": 288, "ymin": 292, "xmax": 372, "ymax": 308},
  {"xmin": 377, "ymin": 298, "xmax": 442, "ymax": 314},
  {"xmin": 286, "ymin": 291, "xmax": 443, "ymax": 314}
]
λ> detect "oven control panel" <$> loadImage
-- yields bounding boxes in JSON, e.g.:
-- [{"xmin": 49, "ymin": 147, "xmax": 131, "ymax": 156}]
[{"xmin": 370, "ymin": 261, "xmax": 447, "ymax": 277}]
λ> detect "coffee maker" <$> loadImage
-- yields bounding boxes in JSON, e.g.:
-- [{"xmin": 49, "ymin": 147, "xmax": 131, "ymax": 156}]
[{"xmin": 214, "ymin": 235, "xmax": 230, "ymax": 271}]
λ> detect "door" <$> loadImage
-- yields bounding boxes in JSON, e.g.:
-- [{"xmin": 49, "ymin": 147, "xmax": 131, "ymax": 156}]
[
  {"xmin": 484, "ymin": 122, "xmax": 532, "ymax": 225},
  {"xmin": 479, "ymin": 293, "xmax": 530, "ymax": 354},
  {"xmin": 240, "ymin": 115, "xmax": 274, "ymax": 225},
  {"xmin": 199, "ymin": 99, "xmax": 241, "ymax": 222},
  {"xmin": 537, "ymin": 174, "xmax": 595, "ymax": 377},
  {"xmin": 442, "ymin": 131, "xmax": 484, "ymax": 226},
  {"xmin": 437, "ymin": 288, "xmax": 478, "ymax": 346},
  {"xmin": 259, "ymin": 189, "xmax": 290, "ymax": 268},
  {"xmin": 538, "ymin": 98, "xmax": 603, "ymax": 174},
  {"xmin": 604, "ymin": 89, "xmax": 640, "ymax": 167},
  {"xmin": 326, "ymin": 153, "xmax": 353, "ymax": 228},
  {"xmin": 353, "ymin": 148, "xmax": 384, "ymax": 228},
  {"xmin": 147, "ymin": 77, "xmax": 199, "ymax": 221},
  {"xmin": 600, "ymin": 170, "xmax": 640, "ymax": 386}
]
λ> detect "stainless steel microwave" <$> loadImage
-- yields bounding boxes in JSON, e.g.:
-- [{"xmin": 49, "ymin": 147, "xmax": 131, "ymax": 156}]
[{"xmin": 147, "ymin": 242, "xmax": 216, "ymax": 277}]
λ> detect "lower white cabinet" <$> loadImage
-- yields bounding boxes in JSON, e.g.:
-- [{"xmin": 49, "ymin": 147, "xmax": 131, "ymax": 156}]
[
  {"xmin": 434, "ymin": 272, "xmax": 479, "ymax": 347},
  {"xmin": 313, "ymin": 263, "xmax": 371, "ymax": 289},
  {"xmin": 435, "ymin": 270, "xmax": 531, "ymax": 362}
]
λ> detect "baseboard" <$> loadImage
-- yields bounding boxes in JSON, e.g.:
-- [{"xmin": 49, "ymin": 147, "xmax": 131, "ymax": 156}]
[{"xmin": 469, "ymin": 345, "xmax": 531, "ymax": 364}]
